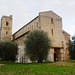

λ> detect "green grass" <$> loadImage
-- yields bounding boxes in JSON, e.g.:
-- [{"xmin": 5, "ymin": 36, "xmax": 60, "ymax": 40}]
[{"xmin": 0, "ymin": 60, "xmax": 75, "ymax": 75}]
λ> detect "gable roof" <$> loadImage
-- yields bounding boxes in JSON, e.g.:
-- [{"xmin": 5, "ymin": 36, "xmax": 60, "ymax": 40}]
[{"xmin": 39, "ymin": 10, "xmax": 62, "ymax": 20}]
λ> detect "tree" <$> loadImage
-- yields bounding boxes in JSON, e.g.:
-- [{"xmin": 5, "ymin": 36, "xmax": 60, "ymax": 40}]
[
  {"xmin": 68, "ymin": 35, "xmax": 75, "ymax": 60},
  {"xmin": 0, "ymin": 41, "xmax": 18, "ymax": 61},
  {"xmin": 24, "ymin": 30, "xmax": 51, "ymax": 63},
  {"xmin": 0, "ymin": 42, "xmax": 5, "ymax": 60}
]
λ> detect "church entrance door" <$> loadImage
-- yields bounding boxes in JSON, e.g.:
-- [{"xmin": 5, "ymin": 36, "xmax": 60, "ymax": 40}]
[{"xmin": 54, "ymin": 48, "xmax": 61, "ymax": 61}]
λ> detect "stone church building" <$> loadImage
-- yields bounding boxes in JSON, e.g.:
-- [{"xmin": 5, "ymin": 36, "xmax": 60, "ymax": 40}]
[{"xmin": 0, "ymin": 11, "xmax": 70, "ymax": 63}]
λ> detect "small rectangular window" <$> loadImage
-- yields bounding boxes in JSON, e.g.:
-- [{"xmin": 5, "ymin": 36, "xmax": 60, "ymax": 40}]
[
  {"xmin": 51, "ymin": 29, "xmax": 53, "ymax": 35},
  {"xmin": 51, "ymin": 18, "xmax": 53, "ymax": 23}
]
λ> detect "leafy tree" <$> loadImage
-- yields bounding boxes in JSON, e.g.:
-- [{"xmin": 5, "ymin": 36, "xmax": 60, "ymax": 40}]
[
  {"xmin": 24, "ymin": 30, "xmax": 51, "ymax": 63},
  {"xmin": 0, "ymin": 41, "xmax": 18, "ymax": 61},
  {"xmin": 68, "ymin": 35, "xmax": 75, "ymax": 60}
]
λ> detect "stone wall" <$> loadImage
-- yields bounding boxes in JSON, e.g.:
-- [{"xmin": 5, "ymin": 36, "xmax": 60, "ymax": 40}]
[{"xmin": 63, "ymin": 30, "xmax": 70, "ymax": 60}]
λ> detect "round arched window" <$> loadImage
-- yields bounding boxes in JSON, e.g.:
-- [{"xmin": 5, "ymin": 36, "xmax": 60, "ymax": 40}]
[
  {"xmin": 6, "ymin": 31, "xmax": 8, "ymax": 34},
  {"xmin": 6, "ymin": 22, "xmax": 9, "ymax": 26}
]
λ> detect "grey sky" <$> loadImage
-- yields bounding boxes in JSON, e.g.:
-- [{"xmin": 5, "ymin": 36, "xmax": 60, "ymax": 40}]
[{"xmin": 0, "ymin": 0, "xmax": 75, "ymax": 36}]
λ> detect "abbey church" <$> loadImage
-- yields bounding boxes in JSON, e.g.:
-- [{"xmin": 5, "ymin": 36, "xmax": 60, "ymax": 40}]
[{"xmin": 0, "ymin": 11, "xmax": 70, "ymax": 63}]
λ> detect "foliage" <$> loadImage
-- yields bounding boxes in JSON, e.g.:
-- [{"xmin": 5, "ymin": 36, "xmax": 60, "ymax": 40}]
[
  {"xmin": 68, "ymin": 35, "xmax": 75, "ymax": 60},
  {"xmin": 24, "ymin": 30, "xmax": 51, "ymax": 63},
  {"xmin": 0, "ymin": 61, "xmax": 75, "ymax": 75},
  {"xmin": 0, "ymin": 41, "xmax": 18, "ymax": 61}
]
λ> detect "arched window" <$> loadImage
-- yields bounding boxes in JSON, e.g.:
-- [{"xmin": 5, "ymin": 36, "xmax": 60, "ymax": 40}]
[
  {"xmin": 6, "ymin": 31, "xmax": 8, "ymax": 34},
  {"xmin": 6, "ymin": 22, "xmax": 9, "ymax": 26}
]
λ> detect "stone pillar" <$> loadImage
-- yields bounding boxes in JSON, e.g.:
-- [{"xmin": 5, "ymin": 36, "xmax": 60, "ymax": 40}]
[
  {"xmin": 60, "ymin": 49, "xmax": 64, "ymax": 61},
  {"xmin": 18, "ymin": 45, "xmax": 25, "ymax": 63},
  {"xmin": 47, "ymin": 48, "xmax": 54, "ymax": 61}
]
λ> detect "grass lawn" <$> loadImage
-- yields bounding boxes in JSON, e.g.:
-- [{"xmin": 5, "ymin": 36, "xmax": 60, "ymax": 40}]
[{"xmin": 0, "ymin": 60, "xmax": 75, "ymax": 75}]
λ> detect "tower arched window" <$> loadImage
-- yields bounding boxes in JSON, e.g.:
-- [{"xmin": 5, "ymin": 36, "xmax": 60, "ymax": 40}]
[{"xmin": 6, "ymin": 22, "xmax": 9, "ymax": 26}]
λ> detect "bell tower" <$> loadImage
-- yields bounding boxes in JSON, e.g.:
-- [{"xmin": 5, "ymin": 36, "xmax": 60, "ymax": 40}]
[{"xmin": 0, "ymin": 15, "xmax": 12, "ymax": 41}]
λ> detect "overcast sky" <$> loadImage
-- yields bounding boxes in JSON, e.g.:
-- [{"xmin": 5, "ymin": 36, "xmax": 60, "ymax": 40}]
[{"xmin": 0, "ymin": 0, "xmax": 75, "ymax": 36}]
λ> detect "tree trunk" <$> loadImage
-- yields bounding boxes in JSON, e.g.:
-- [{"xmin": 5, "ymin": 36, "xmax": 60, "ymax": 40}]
[{"xmin": 37, "ymin": 55, "xmax": 43, "ymax": 63}]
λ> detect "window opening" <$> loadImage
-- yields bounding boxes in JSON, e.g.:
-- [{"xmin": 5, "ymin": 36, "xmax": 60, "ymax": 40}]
[
  {"xmin": 6, "ymin": 22, "xmax": 9, "ymax": 26},
  {"xmin": 51, "ymin": 18, "xmax": 53, "ymax": 23}
]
